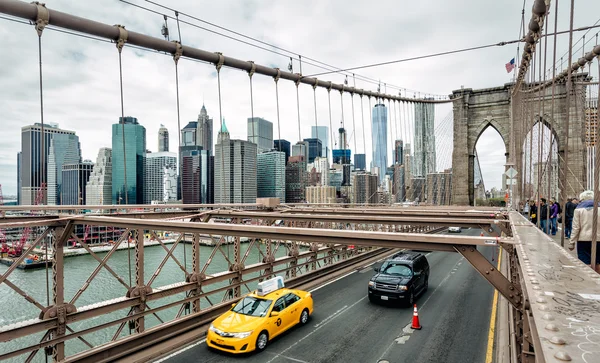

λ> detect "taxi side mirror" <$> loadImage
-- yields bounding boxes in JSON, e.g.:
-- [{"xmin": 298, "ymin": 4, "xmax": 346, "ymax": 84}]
[
  {"xmin": 231, "ymin": 303, "xmax": 236, "ymax": 308},
  {"xmin": 270, "ymin": 311, "xmax": 280, "ymax": 317}
]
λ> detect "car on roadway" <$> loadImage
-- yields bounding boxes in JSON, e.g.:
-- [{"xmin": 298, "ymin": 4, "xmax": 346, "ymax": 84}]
[
  {"xmin": 207, "ymin": 279, "xmax": 313, "ymax": 354},
  {"xmin": 448, "ymin": 226, "xmax": 462, "ymax": 233},
  {"xmin": 368, "ymin": 251, "xmax": 430, "ymax": 306}
]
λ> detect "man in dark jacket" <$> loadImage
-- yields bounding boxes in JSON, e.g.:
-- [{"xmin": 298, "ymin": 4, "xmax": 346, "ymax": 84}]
[
  {"xmin": 565, "ymin": 197, "xmax": 578, "ymax": 239},
  {"xmin": 540, "ymin": 198, "xmax": 548, "ymax": 233},
  {"xmin": 529, "ymin": 200, "xmax": 538, "ymax": 225}
]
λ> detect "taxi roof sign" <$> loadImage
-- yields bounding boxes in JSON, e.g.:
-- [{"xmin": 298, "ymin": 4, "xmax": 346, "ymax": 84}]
[{"xmin": 257, "ymin": 276, "xmax": 284, "ymax": 296}]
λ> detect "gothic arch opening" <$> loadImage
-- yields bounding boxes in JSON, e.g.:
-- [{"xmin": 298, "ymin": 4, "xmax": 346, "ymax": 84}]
[
  {"xmin": 473, "ymin": 123, "xmax": 507, "ymax": 205},
  {"xmin": 521, "ymin": 118, "xmax": 559, "ymax": 201}
]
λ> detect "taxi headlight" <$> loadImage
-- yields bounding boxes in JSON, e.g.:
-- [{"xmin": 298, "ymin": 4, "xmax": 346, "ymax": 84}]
[
  {"xmin": 209, "ymin": 324, "xmax": 217, "ymax": 332},
  {"xmin": 231, "ymin": 331, "xmax": 253, "ymax": 339},
  {"xmin": 368, "ymin": 281, "xmax": 375, "ymax": 287},
  {"xmin": 398, "ymin": 285, "xmax": 408, "ymax": 291}
]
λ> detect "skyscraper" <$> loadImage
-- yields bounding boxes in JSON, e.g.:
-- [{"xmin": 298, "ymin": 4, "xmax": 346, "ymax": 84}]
[
  {"xmin": 86, "ymin": 148, "xmax": 112, "ymax": 206},
  {"xmin": 20, "ymin": 123, "xmax": 79, "ymax": 205},
  {"xmin": 302, "ymin": 138, "xmax": 323, "ymax": 163},
  {"xmin": 47, "ymin": 133, "xmax": 81, "ymax": 205},
  {"xmin": 274, "ymin": 139, "xmax": 291, "ymax": 164},
  {"xmin": 61, "ymin": 161, "xmax": 94, "ymax": 205},
  {"xmin": 257, "ymin": 151, "xmax": 286, "ymax": 202},
  {"xmin": 413, "ymin": 102, "xmax": 436, "ymax": 177},
  {"xmin": 248, "ymin": 117, "xmax": 274, "ymax": 153},
  {"xmin": 285, "ymin": 155, "xmax": 307, "ymax": 203},
  {"xmin": 372, "ymin": 103, "xmax": 388, "ymax": 185},
  {"xmin": 394, "ymin": 140, "xmax": 404, "ymax": 165},
  {"xmin": 181, "ymin": 121, "xmax": 197, "ymax": 146},
  {"xmin": 314, "ymin": 157, "xmax": 329, "ymax": 186},
  {"xmin": 332, "ymin": 127, "xmax": 351, "ymax": 164},
  {"xmin": 214, "ymin": 120, "xmax": 257, "ymax": 203},
  {"xmin": 144, "ymin": 151, "xmax": 177, "ymax": 204},
  {"xmin": 182, "ymin": 149, "xmax": 213, "ymax": 204},
  {"xmin": 354, "ymin": 154, "xmax": 366, "ymax": 171},
  {"xmin": 158, "ymin": 124, "xmax": 169, "ymax": 152},
  {"xmin": 353, "ymin": 173, "xmax": 378, "ymax": 204},
  {"xmin": 292, "ymin": 141, "xmax": 309, "ymax": 163},
  {"xmin": 311, "ymin": 126, "xmax": 329, "ymax": 158},
  {"xmin": 196, "ymin": 105, "xmax": 213, "ymax": 153},
  {"xmin": 111, "ymin": 116, "xmax": 146, "ymax": 204}
]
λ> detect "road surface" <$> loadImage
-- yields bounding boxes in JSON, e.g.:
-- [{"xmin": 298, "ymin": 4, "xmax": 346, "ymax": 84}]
[{"xmin": 162, "ymin": 228, "xmax": 497, "ymax": 363}]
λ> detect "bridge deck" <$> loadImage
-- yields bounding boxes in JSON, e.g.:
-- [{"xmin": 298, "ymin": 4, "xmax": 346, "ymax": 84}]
[{"xmin": 510, "ymin": 212, "xmax": 600, "ymax": 362}]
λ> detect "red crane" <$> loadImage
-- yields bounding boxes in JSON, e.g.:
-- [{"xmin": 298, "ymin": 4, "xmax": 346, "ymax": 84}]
[{"xmin": 9, "ymin": 184, "xmax": 45, "ymax": 258}]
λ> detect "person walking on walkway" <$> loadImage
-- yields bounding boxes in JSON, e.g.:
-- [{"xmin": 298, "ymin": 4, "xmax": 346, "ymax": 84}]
[
  {"xmin": 568, "ymin": 191, "xmax": 600, "ymax": 273},
  {"xmin": 539, "ymin": 198, "xmax": 548, "ymax": 233},
  {"xmin": 565, "ymin": 197, "xmax": 578, "ymax": 239},
  {"xmin": 549, "ymin": 198, "xmax": 559, "ymax": 236},
  {"xmin": 529, "ymin": 200, "xmax": 538, "ymax": 225}
]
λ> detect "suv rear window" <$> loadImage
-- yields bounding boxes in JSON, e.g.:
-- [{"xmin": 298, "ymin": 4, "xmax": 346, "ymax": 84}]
[{"xmin": 379, "ymin": 262, "xmax": 412, "ymax": 277}]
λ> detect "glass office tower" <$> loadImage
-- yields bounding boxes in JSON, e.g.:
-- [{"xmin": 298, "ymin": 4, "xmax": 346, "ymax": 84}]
[{"xmin": 111, "ymin": 116, "xmax": 146, "ymax": 204}]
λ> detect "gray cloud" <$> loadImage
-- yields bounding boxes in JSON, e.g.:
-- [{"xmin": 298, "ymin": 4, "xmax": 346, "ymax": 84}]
[{"xmin": 0, "ymin": 0, "xmax": 598, "ymax": 196}]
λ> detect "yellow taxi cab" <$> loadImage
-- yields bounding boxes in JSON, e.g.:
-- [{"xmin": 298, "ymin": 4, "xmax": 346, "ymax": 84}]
[{"xmin": 206, "ymin": 276, "xmax": 313, "ymax": 353}]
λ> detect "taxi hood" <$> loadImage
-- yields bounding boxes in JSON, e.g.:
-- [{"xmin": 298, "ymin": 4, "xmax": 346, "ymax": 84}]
[{"xmin": 212, "ymin": 310, "xmax": 264, "ymax": 332}]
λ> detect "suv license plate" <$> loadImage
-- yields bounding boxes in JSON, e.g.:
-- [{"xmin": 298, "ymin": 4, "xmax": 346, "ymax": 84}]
[{"xmin": 381, "ymin": 296, "xmax": 388, "ymax": 301}]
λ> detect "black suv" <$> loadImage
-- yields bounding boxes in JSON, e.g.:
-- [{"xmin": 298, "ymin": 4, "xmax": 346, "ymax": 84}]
[{"xmin": 368, "ymin": 251, "xmax": 430, "ymax": 306}]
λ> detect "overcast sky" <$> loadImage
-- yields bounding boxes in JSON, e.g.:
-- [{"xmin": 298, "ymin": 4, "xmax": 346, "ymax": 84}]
[{"xmin": 0, "ymin": 0, "xmax": 598, "ymax": 197}]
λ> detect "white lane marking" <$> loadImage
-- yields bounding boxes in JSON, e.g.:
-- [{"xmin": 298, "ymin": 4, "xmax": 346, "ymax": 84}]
[
  {"xmin": 308, "ymin": 271, "xmax": 356, "ymax": 293},
  {"xmin": 377, "ymin": 256, "xmax": 466, "ymax": 359},
  {"xmin": 153, "ymin": 339, "xmax": 206, "ymax": 363},
  {"xmin": 308, "ymin": 252, "xmax": 395, "ymax": 292},
  {"xmin": 313, "ymin": 305, "xmax": 349, "ymax": 328},
  {"xmin": 265, "ymin": 351, "xmax": 310, "ymax": 363},
  {"xmin": 265, "ymin": 296, "xmax": 368, "ymax": 363}
]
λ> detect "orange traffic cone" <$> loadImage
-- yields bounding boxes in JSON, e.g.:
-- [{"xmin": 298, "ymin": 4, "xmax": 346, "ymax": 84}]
[{"xmin": 411, "ymin": 304, "xmax": 422, "ymax": 330}]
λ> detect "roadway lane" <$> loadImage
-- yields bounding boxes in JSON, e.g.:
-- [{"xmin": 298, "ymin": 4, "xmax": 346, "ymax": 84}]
[{"xmin": 163, "ymin": 228, "xmax": 496, "ymax": 363}]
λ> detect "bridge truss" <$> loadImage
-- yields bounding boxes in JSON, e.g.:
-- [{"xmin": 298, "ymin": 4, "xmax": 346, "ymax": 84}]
[{"xmin": 0, "ymin": 203, "xmax": 598, "ymax": 363}]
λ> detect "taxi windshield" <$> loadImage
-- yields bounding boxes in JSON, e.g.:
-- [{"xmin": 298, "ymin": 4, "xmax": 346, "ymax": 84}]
[
  {"xmin": 380, "ymin": 262, "xmax": 412, "ymax": 277},
  {"xmin": 232, "ymin": 296, "xmax": 273, "ymax": 317}
]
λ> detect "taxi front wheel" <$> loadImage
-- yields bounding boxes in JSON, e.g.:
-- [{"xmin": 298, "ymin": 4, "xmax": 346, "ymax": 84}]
[{"xmin": 256, "ymin": 331, "xmax": 269, "ymax": 352}]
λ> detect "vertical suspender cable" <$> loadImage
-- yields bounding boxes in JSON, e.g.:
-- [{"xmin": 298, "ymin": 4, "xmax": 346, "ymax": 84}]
[
  {"xmin": 216, "ymin": 54, "xmax": 225, "ymax": 203},
  {"xmin": 296, "ymin": 81, "xmax": 302, "ymax": 141},
  {"xmin": 173, "ymin": 42, "xmax": 186, "ymax": 274},
  {"xmin": 35, "ymin": 22, "xmax": 50, "ymax": 310},
  {"xmin": 562, "ymin": 0, "xmax": 575, "ymax": 235},
  {"xmin": 591, "ymin": 59, "xmax": 600, "ymax": 272},
  {"xmin": 360, "ymin": 95, "xmax": 366, "ymax": 158},
  {"xmin": 327, "ymin": 85, "xmax": 334, "ymax": 167},
  {"xmin": 340, "ymin": 90, "xmax": 346, "ymax": 162},
  {"xmin": 115, "ymin": 27, "xmax": 132, "ymax": 289},
  {"xmin": 248, "ymin": 62, "xmax": 256, "ymax": 150},
  {"xmin": 368, "ymin": 96, "xmax": 373, "ymax": 171},
  {"xmin": 352, "ymin": 75, "xmax": 358, "ymax": 157},
  {"xmin": 312, "ymin": 81, "xmax": 319, "ymax": 158},
  {"xmin": 274, "ymin": 70, "xmax": 282, "ymax": 154}
]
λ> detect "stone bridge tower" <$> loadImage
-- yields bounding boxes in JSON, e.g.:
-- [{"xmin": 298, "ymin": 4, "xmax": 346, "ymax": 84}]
[{"xmin": 450, "ymin": 76, "xmax": 588, "ymax": 206}]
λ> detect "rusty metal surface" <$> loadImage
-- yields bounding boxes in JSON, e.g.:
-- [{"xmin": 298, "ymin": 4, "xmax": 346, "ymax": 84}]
[
  {"xmin": 510, "ymin": 212, "xmax": 600, "ymax": 363},
  {"xmin": 206, "ymin": 210, "xmax": 508, "ymax": 228},
  {"xmin": 71, "ymin": 215, "xmax": 512, "ymax": 249}
]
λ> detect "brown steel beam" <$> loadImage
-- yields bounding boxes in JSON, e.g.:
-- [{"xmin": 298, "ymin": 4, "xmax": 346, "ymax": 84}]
[
  {"xmin": 72, "ymin": 216, "xmax": 513, "ymax": 249},
  {"xmin": 280, "ymin": 207, "xmax": 506, "ymax": 218},
  {"xmin": 206, "ymin": 210, "xmax": 506, "ymax": 228},
  {"xmin": 454, "ymin": 245, "xmax": 522, "ymax": 309}
]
